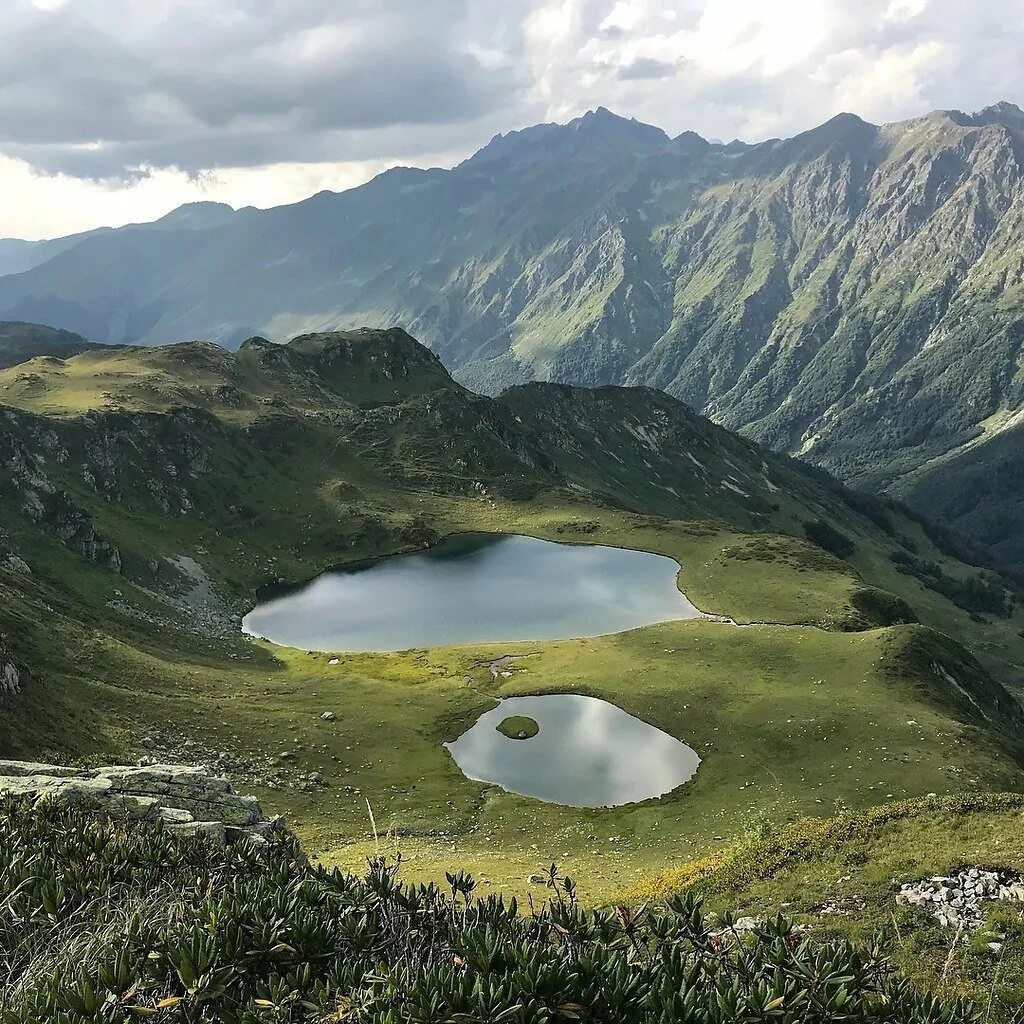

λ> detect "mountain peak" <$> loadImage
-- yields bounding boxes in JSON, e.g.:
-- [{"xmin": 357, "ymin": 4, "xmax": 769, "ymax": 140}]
[
  {"xmin": 672, "ymin": 130, "xmax": 714, "ymax": 159},
  {"xmin": 153, "ymin": 202, "xmax": 238, "ymax": 231},
  {"xmin": 285, "ymin": 328, "xmax": 459, "ymax": 405},
  {"xmin": 569, "ymin": 107, "xmax": 669, "ymax": 145},
  {"xmin": 969, "ymin": 100, "xmax": 1024, "ymax": 130},
  {"xmin": 767, "ymin": 110, "xmax": 878, "ymax": 165},
  {"xmin": 462, "ymin": 108, "xmax": 665, "ymax": 170}
]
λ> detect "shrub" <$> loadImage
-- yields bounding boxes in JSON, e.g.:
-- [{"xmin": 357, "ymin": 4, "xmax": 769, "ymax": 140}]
[
  {"xmin": 803, "ymin": 519, "xmax": 857, "ymax": 559},
  {"xmin": 849, "ymin": 588, "xmax": 919, "ymax": 628},
  {"xmin": 0, "ymin": 797, "xmax": 978, "ymax": 1023},
  {"xmin": 888, "ymin": 551, "xmax": 1013, "ymax": 617}
]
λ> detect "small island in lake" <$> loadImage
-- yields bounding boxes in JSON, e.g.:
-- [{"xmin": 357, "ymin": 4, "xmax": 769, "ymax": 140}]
[{"xmin": 496, "ymin": 715, "xmax": 539, "ymax": 740}]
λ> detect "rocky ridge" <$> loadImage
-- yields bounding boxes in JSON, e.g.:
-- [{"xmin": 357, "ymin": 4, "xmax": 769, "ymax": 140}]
[{"xmin": 0, "ymin": 760, "xmax": 283, "ymax": 845}]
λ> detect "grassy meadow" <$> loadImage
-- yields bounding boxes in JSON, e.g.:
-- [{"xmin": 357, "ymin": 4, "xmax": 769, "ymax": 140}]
[{"xmin": 6, "ymin": 498, "xmax": 1024, "ymax": 902}]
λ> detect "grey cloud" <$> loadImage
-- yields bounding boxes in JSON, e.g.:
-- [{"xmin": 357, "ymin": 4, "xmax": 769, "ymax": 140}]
[
  {"xmin": 616, "ymin": 58, "xmax": 678, "ymax": 81},
  {"xmin": 2, "ymin": 0, "xmax": 1024, "ymax": 188},
  {"xmin": 0, "ymin": 0, "xmax": 528, "ymax": 179}
]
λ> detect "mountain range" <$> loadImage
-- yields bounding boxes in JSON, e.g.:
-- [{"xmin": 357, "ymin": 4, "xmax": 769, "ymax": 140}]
[{"xmin": 4, "ymin": 103, "xmax": 1024, "ymax": 564}]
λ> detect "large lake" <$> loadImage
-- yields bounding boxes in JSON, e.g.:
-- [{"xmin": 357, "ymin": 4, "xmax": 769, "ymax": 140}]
[
  {"xmin": 242, "ymin": 533, "xmax": 699, "ymax": 652},
  {"xmin": 445, "ymin": 694, "xmax": 701, "ymax": 806}
]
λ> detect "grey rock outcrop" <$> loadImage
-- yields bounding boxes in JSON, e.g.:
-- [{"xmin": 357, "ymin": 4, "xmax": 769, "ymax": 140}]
[
  {"xmin": 896, "ymin": 868, "xmax": 1024, "ymax": 929},
  {"xmin": 0, "ymin": 644, "xmax": 20, "ymax": 696},
  {"xmin": 3, "ymin": 553, "xmax": 30, "ymax": 574},
  {"xmin": 0, "ymin": 760, "xmax": 283, "ymax": 844},
  {"xmin": 0, "ymin": 412, "xmax": 122, "ymax": 571}
]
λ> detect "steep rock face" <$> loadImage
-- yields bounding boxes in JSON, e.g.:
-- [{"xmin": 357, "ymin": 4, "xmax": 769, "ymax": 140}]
[
  {"xmin": 0, "ymin": 761, "xmax": 282, "ymax": 844},
  {"xmin": 0, "ymin": 411, "xmax": 122, "ymax": 570}
]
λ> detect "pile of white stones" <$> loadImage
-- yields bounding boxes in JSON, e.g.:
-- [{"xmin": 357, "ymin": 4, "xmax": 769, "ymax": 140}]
[{"xmin": 896, "ymin": 868, "xmax": 1024, "ymax": 929}]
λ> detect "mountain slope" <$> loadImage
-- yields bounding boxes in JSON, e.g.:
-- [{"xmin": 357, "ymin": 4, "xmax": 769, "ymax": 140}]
[
  {"xmin": 2, "ymin": 326, "xmax": 1024, "ymax": 899},
  {"xmin": 0, "ymin": 321, "xmax": 108, "ymax": 369},
  {"xmin": 893, "ymin": 416, "xmax": 1024, "ymax": 568},
  {"xmin": 3, "ymin": 106, "xmax": 1024, "ymax": 561},
  {"xmin": 0, "ymin": 226, "xmax": 113, "ymax": 277}
]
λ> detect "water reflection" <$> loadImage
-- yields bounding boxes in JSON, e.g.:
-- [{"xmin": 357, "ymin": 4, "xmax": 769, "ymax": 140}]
[
  {"xmin": 243, "ymin": 534, "xmax": 699, "ymax": 652},
  {"xmin": 445, "ymin": 694, "xmax": 700, "ymax": 807}
]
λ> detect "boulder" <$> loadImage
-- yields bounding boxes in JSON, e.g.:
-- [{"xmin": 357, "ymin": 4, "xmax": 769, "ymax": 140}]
[
  {"xmin": 0, "ymin": 760, "xmax": 283, "ymax": 845},
  {"xmin": 0, "ymin": 643, "xmax": 21, "ymax": 696}
]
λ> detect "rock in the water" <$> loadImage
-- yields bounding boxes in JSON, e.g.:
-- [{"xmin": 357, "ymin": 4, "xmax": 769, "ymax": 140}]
[{"xmin": 0, "ymin": 760, "xmax": 283, "ymax": 845}]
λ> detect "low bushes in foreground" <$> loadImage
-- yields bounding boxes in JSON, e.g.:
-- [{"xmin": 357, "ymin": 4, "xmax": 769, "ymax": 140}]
[{"xmin": 0, "ymin": 797, "xmax": 976, "ymax": 1023}]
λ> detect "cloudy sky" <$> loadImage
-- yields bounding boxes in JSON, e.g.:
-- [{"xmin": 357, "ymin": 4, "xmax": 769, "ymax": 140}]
[{"xmin": 1, "ymin": 0, "xmax": 1019, "ymax": 238}]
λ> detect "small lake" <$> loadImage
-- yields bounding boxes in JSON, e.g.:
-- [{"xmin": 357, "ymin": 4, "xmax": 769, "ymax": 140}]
[
  {"xmin": 242, "ymin": 533, "xmax": 699, "ymax": 652},
  {"xmin": 445, "ymin": 694, "xmax": 700, "ymax": 807}
]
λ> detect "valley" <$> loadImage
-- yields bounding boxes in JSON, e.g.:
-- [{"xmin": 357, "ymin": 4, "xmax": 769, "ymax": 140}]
[
  {"xmin": 7, "ymin": 7, "xmax": 1024, "ymax": 1015},
  {"xmin": 2, "ymin": 326, "xmax": 1023, "ymax": 908},
  {"xmin": 7, "ymin": 104, "xmax": 1024, "ymax": 567}
]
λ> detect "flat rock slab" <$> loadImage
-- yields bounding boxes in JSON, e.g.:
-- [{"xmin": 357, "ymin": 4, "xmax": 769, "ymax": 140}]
[{"xmin": 0, "ymin": 759, "xmax": 282, "ymax": 844}]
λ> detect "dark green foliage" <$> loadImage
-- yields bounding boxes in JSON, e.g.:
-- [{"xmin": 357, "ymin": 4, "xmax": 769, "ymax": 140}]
[
  {"xmin": 0, "ymin": 799, "xmax": 977, "ymax": 1023},
  {"xmin": 803, "ymin": 520, "xmax": 856, "ymax": 559},
  {"xmin": 889, "ymin": 550, "xmax": 1013, "ymax": 617},
  {"xmin": 848, "ymin": 588, "xmax": 919, "ymax": 628},
  {"xmin": 838, "ymin": 490, "xmax": 897, "ymax": 537},
  {"xmin": 904, "ymin": 510, "xmax": 1023, "ymax": 582}
]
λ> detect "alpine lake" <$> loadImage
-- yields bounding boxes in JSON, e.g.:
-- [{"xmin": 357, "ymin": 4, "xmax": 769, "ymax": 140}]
[{"xmin": 244, "ymin": 534, "xmax": 703, "ymax": 807}]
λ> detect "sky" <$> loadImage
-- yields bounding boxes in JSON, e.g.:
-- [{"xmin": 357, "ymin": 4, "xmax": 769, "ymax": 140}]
[{"xmin": 1, "ymin": 0, "xmax": 1020, "ymax": 239}]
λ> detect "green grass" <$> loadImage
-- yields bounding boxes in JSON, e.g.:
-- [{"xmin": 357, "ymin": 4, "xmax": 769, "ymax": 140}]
[
  {"xmin": 622, "ymin": 793, "xmax": 1024, "ymax": 1020},
  {"xmin": 496, "ymin": 715, "xmax": 539, "ymax": 739},
  {"xmin": 3, "ymin": 457, "xmax": 1023, "ymax": 903},
  {"xmin": 7, "ymin": 508, "xmax": 1023, "ymax": 901}
]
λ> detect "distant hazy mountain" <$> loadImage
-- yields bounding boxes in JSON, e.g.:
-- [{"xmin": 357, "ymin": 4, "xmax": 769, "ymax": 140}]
[
  {"xmin": 0, "ymin": 202, "xmax": 241, "ymax": 278},
  {"xmin": 0, "ymin": 228, "xmax": 113, "ymax": 277},
  {"xmin": 5, "ymin": 104, "xmax": 1024, "ymax": 560}
]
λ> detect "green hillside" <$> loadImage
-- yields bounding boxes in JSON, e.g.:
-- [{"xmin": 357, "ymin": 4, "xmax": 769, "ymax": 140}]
[
  {"xmin": 5, "ymin": 105, "xmax": 1024, "ymax": 562},
  {"xmin": 1, "ymin": 327, "xmax": 1023, "ymax": 907},
  {"xmin": 626, "ymin": 793, "xmax": 1024, "ymax": 1019},
  {"xmin": 0, "ymin": 320, "xmax": 108, "ymax": 369}
]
